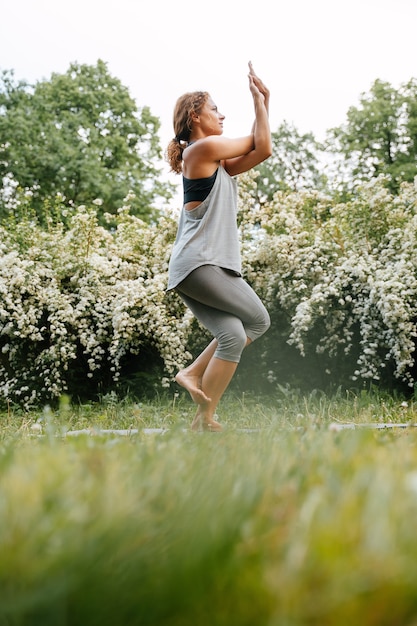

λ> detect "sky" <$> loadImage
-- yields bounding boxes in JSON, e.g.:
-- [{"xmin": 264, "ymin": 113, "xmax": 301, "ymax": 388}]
[{"xmin": 1, "ymin": 0, "xmax": 417, "ymax": 198}]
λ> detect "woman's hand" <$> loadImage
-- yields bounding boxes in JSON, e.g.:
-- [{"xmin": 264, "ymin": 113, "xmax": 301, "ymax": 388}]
[{"xmin": 248, "ymin": 61, "xmax": 270, "ymax": 113}]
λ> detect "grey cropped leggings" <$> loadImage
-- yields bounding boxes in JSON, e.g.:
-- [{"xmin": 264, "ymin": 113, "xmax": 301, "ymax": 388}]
[{"xmin": 176, "ymin": 265, "xmax": 270, "ymax": 363}]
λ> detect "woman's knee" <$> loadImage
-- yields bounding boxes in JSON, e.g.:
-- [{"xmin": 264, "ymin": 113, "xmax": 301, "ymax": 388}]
[
  {"xmin": 261, "ymin": 310, "xmax": 271, "ymax": 335},
  {"xmin": 247, "ymin": 307, "xmax": 270, "ymax": 342}
]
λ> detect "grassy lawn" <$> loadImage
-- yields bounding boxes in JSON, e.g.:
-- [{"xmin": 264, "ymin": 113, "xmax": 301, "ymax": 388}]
[{"xmin": 1, "ymin": 390, "xmax": 417, "ymax": 625}]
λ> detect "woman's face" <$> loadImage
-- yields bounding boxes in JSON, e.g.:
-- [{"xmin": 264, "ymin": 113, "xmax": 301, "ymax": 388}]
[{"xmin": 196, "ymin": 96, "xmax": 225, "ymax": 136}]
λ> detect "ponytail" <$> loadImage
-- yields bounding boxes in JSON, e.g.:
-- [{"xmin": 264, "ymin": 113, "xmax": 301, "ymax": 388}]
[
  {"xmin": 166, "ymin": 137, "xmax": 186, "ymax": 174},
  {"xmin": 165, "ymin": 91, "xmax": 209, "ymax": 174}
]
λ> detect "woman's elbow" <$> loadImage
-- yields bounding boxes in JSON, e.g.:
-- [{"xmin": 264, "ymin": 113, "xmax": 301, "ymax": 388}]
[
  {"xmin": 253, "ymin": 146, "xmax": 272, "ymax": 166},
  {"xmin": 262, "ymin": 142, "xmax": 272, "ymax": 160}
]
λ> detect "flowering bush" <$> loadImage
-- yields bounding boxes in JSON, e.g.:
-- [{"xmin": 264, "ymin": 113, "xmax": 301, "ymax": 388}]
[
  {"xmin": 240, "ymin": 174, "xmax": 417, "ymax": 391},
  {"xmin": 1, "ymin": 175, "xmax": 417, "ymax": 408},
  {"xmin": 0, "ymin": 198, "xmax": 193, "ymax": 407}
]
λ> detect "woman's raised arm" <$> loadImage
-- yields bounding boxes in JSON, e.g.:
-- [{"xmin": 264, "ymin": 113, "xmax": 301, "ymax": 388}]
[{"xmin": 223, "ymin": 62, "xmax": 272, "ymax": 177}]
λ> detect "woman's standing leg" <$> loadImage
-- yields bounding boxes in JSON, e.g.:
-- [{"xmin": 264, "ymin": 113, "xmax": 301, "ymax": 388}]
[{"xmin": 191, "ymin": 338, "xmax": 251, "ymax": 431}]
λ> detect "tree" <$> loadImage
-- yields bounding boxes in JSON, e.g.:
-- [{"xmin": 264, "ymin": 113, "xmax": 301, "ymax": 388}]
[
  {"xmin": 0, "ymin": 60, "xmax": 173, "ymax": 222},
  {"xmin": 328, "ymin": 78, "xmax": 417, "ymax": 193},
  {"xmin": 254, "ymin": 121, "xmax": 327, "ymax": 202}
]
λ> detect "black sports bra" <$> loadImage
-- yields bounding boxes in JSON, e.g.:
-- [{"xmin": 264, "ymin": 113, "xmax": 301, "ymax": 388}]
[{"xmin": 183, "ymin": 169, "xmax": 218, "ymax": 204}]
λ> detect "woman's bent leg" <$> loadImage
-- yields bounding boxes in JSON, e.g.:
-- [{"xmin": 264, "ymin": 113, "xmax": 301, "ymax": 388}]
[
  {"xmin": 175, "ymin": 266, "xmax": 270, "ymax": 430},
  {"xmin": 178, "ymin": 266, "xmax": 270, "ymax": 355},
  {"xmin": 175, "ymin": 339, "xmax": 217, "ymax": 404}
]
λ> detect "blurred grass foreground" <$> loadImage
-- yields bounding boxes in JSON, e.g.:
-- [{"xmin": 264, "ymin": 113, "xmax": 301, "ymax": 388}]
[{"xmin": 2, "ymin": 398, "xmax": 417, "ymax": 625}]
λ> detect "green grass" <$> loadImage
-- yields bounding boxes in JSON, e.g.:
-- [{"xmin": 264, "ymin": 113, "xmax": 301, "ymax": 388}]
[
  {"xmin": 3, "ymin": 385, "xmax": 415, "ymax": 436},
  {"xmin": 1, "ymin": 389, "xmax": 417, "ymax": 625}
]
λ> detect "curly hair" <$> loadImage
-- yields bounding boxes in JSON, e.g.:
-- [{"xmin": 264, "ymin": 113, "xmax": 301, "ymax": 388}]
[{"xmin": 165, "ymin": 91, "xmax": 209, "ymax": 174}]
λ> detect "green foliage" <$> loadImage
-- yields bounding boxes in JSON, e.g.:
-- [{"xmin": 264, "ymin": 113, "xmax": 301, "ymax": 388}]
[
  {"xmin": 255, "ymin": 120, "xmax": 328, "ymax": 200},
  {"xmin": 329, "ymin": 78, "xmax": 417, "ymax": 194},
  {"xmin": 2, "ymin": 69, "xmax": 417, "ymax": 406},
  {"xmin": 0, "ymin": 61, "xmax": 174, "ymax": 222}
]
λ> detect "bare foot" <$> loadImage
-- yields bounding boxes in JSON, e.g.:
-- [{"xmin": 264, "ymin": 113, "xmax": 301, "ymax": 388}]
[
  {"xmin": 202, "ymin": 419, "xmax": 222, "ymax": 432},
  {"xmin": 191, "ymin": 408, "xmax": 202, "ymax": 432},
  {"xmin": 191, "ymin": 409, "xmax": 222, "ymax": 433},
  {"xmin": 175, "ymin": 370, "xmax": 211, "ymax": 405}
]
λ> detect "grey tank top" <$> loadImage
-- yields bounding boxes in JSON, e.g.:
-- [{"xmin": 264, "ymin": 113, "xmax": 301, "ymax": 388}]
[{"xmin": 167, "ymin": 165, "xmax": 241, "ymax": 290}]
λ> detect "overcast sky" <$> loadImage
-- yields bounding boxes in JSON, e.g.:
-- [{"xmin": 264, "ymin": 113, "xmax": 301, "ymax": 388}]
[{"xmin": 1, "ymin": 0, "xmax": 416, "ymax": 197}]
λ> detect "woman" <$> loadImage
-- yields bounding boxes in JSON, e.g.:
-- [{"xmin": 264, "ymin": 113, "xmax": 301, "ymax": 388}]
[{"xmin": 166, "ymin": 62, "xmax": 272, "ymax": 432}]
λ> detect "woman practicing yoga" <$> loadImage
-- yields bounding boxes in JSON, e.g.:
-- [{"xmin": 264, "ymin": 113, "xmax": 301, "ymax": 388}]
[{"xmin": 166, "ymin": 61, "xmax": 272, "ymax": 431}]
